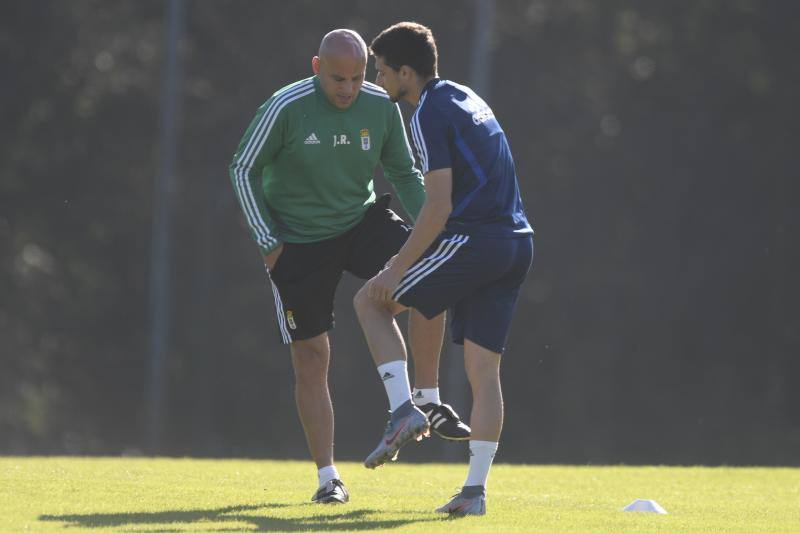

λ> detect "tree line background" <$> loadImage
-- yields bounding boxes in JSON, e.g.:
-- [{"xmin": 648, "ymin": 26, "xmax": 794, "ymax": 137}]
[{"xmin": 2, "ymin": 0, "xmax": 799, "ymax": 465}]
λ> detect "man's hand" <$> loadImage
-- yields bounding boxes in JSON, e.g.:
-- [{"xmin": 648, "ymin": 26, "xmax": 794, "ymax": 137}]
[
  {"xmin": 263, "ymin": 244, "xmax": 284, "ymax": 270},
  {"xmin": 367, "ymin": 266, "xmax": 405, "ymax": 302}
]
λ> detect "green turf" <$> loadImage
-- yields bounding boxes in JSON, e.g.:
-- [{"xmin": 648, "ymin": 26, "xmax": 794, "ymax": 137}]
[{"xmin": 2, "ymin": 457, "xmax": 798, "ymax": 531}]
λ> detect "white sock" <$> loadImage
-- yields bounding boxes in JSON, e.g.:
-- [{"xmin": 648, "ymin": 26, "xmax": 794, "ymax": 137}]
[
  {"xmin": 412, "ymin": 387, "xmax": 441, "ymax": 406},
  {"xmin": 464, "ymin": 440, "xmax": 498, "ymax": 488},
  {"xmin": 317, "ymin": 465, "xmax": 339, "ymax": 487},
  {"xmin": 377, "ymin": 360, "xmax": 412, "ymax": 411}
]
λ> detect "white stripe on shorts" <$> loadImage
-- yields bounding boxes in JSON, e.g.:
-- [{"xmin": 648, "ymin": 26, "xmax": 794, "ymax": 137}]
[
  {"xmin": 393, "ymin": 234, "xmax": 469, "ymax": 300},
  {"xmin": 267, "ymin": 269, "xmax": 292, "ymax": 344}
]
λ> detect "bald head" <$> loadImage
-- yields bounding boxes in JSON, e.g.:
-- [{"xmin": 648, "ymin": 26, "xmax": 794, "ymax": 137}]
[
  {"xmin": 318, "ymin": 29, "xmax": 368, "ymax": 61},
  {"xmin": 312, "ymin": 29, "xmax": 368, "ymax": 109}
]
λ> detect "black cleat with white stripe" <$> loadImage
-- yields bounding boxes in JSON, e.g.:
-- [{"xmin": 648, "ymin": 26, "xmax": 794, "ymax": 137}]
[
  {"xmin": 418, "ymin": 402, "xmax": 471, "ymax": 441},
  {"xmin": 311, "ymin": 478, "xmax": 349, "ymax": 504}
]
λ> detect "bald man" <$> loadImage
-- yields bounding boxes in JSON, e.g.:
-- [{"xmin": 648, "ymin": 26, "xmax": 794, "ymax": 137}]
[{"xmin": 229, "ymin": 29, "xmax": 469, "ymax": 504}]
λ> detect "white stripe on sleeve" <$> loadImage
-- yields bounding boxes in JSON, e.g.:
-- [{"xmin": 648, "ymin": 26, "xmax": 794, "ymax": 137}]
[{"xmin": 232, "ymin": 80, "xmax": 314, "ymax": 248}]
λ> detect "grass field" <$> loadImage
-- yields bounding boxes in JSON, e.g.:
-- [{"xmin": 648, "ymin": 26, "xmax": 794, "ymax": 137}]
[{"xmin": 2, "ymin": 457, "xmax": 798, "ymax": 531}]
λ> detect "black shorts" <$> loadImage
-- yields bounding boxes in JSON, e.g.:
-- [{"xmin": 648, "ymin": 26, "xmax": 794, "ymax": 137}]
[{"xmin": 266, "ymin": 194, "xmax": 410, "ymax": 343}]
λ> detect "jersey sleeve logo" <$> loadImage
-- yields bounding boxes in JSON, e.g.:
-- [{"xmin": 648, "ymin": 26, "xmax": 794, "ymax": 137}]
[
  {"xmin": 472, "ymin": 107, "xmax": 494, "ymax": 125},
  {"xmin": 360, "ymin": 128, "xmax": 371, "ymax": 151}
]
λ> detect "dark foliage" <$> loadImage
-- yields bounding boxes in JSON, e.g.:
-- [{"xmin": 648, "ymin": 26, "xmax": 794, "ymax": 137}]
[{"xmin": 2, "ymin": 0, "xmax": 798, "ymax": 464}]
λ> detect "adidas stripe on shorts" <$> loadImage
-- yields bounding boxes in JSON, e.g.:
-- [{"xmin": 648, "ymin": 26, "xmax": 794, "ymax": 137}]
[{"xmin": 394, "ymin": 233, "xmax": 533, "ymax": 354}]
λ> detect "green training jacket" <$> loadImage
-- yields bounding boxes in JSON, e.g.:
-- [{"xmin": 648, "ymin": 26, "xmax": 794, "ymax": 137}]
[{"xmin": 229, "ymin": 76, "xmax": 425, "ymax": 254}]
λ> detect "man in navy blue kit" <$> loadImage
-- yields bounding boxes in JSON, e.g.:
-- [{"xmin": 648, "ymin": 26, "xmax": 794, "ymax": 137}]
[{"xmin": 354, "ymin": 22, "xmax": 534, "ymax": 516}]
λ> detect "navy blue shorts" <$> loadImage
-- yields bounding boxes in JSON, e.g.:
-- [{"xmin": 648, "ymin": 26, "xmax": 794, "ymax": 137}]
[{"xmin": 393, "ymin": 233, "xmax": 534, "ymax": 354}]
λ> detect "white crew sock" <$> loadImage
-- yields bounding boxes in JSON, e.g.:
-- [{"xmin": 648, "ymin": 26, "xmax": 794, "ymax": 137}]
[
  {"xmin": 412, "ymin": 387, "xmax": 441, "ymax": 406},
  {"xmin": 377, "ymin": 360, "xmax": 412, "ymax": 411},
  {"xmin": 464, "ymin": 440, "xmax": 499, "ymax": 488},
  {"xmin": 317, "ymin": 465, "xmax": 340, "ymax": 487}
]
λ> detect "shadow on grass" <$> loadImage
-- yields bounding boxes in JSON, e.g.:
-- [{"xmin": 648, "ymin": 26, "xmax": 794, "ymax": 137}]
[{"xmin": 40, "ymin": 502, "xmax": 441, "ymax": 531}]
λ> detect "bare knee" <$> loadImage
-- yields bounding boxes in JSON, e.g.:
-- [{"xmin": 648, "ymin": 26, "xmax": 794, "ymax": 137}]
[
  {"xmin": 353, "ymin": 286, "xmax": 404, "ymax": 321},
  {"xmin": 291, "ymin": 336, "xmax": 330, "ymax": 386},
  {"xmin": 353, "ymin": 286, "xmax": 371, "ymax": 320},
  {"xmin": 465, "ymin": 357, "xmax": 499, "ymax": 386}
]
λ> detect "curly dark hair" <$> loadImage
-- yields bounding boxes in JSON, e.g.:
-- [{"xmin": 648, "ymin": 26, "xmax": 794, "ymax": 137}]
[{"xmin": 369, "ymin": 22, "xmax": 438, "ymax": 78}]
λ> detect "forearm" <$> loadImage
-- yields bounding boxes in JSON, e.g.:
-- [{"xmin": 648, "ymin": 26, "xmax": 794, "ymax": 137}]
[
  {"xmin": 229, "ymin": 98, "xmax": 286, "ymax": 255},
  {"xmin": 366, "ymin": 168, "xmax": 452, "ymax": 303},
  {"xmin": 392, "ymin": 199, "xmax": 450, "ymax": 273},
  {"xmin": 390, "ymin": 174, "xmax": 426, "ymax": 222},
  {"xmin": 228, "ymin": 166, "xmax": 282, "ymax": 253}
]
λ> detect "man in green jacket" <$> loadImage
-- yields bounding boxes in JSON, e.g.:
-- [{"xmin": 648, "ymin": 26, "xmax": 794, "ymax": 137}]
[{"xmin": 228, "ymin": 29, "xmax": 469, "ymax": 504}]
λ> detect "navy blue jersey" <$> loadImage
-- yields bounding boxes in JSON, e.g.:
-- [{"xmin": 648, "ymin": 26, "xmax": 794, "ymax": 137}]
[{"xmin": 409, "ymin": 79, "xmax": 533, "ymax": 238}]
